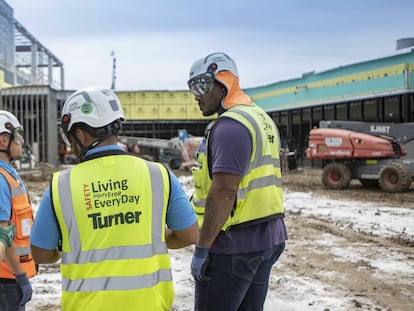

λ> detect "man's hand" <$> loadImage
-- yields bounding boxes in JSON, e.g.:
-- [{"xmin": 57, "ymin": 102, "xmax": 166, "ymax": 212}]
[
  {"xmin": 191, "ymin": 245, "xmax": 210, "ymax": 281},
  {"xmin": 0, "ymin": 223, "xmax": 15, "ymax": 248},
  {"xmin": 14, "ymin": 273, "xmax": 33, "ymax": 306}
]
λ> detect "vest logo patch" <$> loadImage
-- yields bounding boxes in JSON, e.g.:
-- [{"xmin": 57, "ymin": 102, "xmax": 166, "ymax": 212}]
[
  {"xmin": 88, "ymin": 211, "xmax": 142, "ymax": 229},
  {"xmin": 82, "ymin": 178, "xmax": 142, "ymax": 229}
]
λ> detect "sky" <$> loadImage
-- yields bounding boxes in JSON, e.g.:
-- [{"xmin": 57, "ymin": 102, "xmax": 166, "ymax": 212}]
[
  {"xmin": 6, "ymin": 0, "xmax": 414, "ymax": 91},
  {"xmin": 26, "ymin": 174, "xmax": 414, "ymax": 310}
]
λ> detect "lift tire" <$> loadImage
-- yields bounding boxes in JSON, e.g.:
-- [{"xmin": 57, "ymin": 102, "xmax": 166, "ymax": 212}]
[
  {"xmin": 168, "ymin": 157, "xmax": 182, "ymax": 170},
  {"xmin": 322, "ymin": 162, "xmax": 352, "ymax": 190},
  {"xmin": 379, "ymin": 162, "xmax": 412, "ymax": 192},
  {"xmin": 359, "ymin": 178, "xmax": 380, "ymax": 188}
]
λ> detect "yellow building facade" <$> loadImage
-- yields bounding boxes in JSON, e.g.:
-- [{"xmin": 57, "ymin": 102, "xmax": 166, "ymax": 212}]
[{"xmin": 116, "ymin": 90, "xmax": 214, "ymax": 121}]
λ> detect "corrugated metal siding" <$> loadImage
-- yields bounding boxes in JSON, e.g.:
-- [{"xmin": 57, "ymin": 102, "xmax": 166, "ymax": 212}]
[
  {"xmin": 245, "ymin": 49, "xmax": 414, "ymax": 112},
  {"xmin": 0, "ymin": 85, "xmax": 59, "ymax": 165},
  {"xmin": 116, "ymin": 90, "xmax": 213, "ymax": 120}
]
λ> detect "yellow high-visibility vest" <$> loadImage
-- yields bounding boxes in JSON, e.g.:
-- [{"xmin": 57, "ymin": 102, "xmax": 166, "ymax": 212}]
[
  {"xmin": 192, "ymin": 104, "xmax": 284, "ymax": 230},
  {"xmin": 52, "ymin": 154, "xmax": 173, "ymax": 311},
  {"xmin": 191, "ymin": 136, "xmax": 212, "ymax": 227}
]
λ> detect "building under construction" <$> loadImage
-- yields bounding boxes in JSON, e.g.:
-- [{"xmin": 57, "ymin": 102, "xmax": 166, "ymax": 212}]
[{"xmin": 1, "ymin": 0, "xmax": 413, "ymax": 167}]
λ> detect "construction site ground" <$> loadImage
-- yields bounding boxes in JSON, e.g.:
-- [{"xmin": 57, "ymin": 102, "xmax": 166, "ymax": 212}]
[{"xmin": 22, "ymin": 167, "xmax": 413, "ymax": 310}]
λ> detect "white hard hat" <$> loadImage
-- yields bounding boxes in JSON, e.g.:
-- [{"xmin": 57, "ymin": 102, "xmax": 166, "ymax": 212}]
[
  {"xmin": 0, "ymin": 110, "xmax": 23, "ymax": 134},
  {"xmin": 187, "ymin": 53, "xmax": 239, "ymax": 97},
  {"xmin": 0, "ymin": 110, "xmax": 25, "ymax": 150},
  {"xmin": 188, "ymin": 52, "xmax": 239, "ymax": 80},
  {"xmin": 61, "ymin": 87, "xmax": 125, "ymax": 134}
]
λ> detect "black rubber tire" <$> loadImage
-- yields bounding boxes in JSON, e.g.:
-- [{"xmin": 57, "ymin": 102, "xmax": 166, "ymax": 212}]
[
  {"xmin": 322, "ymin": 162, "xmax": 352, "ymax": 190},
  {"xmin": 359, "ymin": 178, "xmax": 380, "ymax": 188},
  {"xmin": 168, "ymin": 157, "xmax": 181, "ymax": 170},
  {"xmin": 379, "ymin": 162, "xmax": 412, "ymax": 192}
]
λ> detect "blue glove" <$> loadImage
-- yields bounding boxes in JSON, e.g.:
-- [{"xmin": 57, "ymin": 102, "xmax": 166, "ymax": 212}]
[
  {"xmin": 0, "ymin": 223, "xmax": 15, "ymax": 248},
  {"xmin": 191, "ymin": 245, "xmax": 210, "ymax": 282},
  {"xmin": 15, "ymin": 273, "xmax": 33, "ymax": 306}
]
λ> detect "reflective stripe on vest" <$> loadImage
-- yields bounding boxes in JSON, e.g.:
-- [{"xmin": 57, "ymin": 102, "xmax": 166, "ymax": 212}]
[
  {"xmin": 0, "ymin": 167, "xmax": 36, "ymax": 279},
  {"xmin": 190, "ymin": 145, "xmax": 211, "ymax": 227},
  {"xmin": 229, "ymin": 108, "xmax": 282, "ymax": 200},
  {"xmin": 52, "ymin": 155, "xmax": 173, "ymax": 310}
]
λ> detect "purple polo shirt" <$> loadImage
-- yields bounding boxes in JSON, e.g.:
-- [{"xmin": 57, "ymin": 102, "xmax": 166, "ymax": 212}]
[{"xmin": 208, "ymin": 116, "xmax": 287, "ymax": 254}]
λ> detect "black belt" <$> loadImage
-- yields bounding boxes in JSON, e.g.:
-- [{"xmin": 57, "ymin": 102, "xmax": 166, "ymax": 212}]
[{"xmin": 0, "ymin": 278, "xmax": 16, "ymax": 284}]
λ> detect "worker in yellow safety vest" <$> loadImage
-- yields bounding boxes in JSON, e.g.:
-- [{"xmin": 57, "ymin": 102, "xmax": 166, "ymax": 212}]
[
  {"xmin": 187, "ymin": 52, "xmax": 287, "ymax": 310},
  {"xmin": 30, "ymin": 87, "xmax": 199, "ymax": 311}
]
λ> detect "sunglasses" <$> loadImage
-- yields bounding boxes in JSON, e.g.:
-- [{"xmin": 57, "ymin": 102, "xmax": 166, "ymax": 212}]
[
  {"xmin": 188, "ymin": 74, "xmax": 215, "ymax": 97},
  {"xmin": 11, "ymin": 128, "xmax": 24, "ymax": 145}
]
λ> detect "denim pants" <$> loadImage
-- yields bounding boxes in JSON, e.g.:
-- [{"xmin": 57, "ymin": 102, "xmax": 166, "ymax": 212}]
[
  {"xmin": 194, "ymin": 242, "xmax": 285, "ymax": 311},
  {"xmin": 0, "ymin": 282, "xmax": 25, "ymax": 311}
]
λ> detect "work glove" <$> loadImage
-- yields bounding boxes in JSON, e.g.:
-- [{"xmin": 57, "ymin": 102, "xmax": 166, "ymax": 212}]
[
  {"xmin": 0, "ymin": 223, "xmax": 15, "ymax": 248},
  {"xmin": 15, "ymin": 273, "xmax": 33, "ymax": 306},
  {"xmin": 191, "ymin": 245, "xmax": 210, "ymax": 282}
]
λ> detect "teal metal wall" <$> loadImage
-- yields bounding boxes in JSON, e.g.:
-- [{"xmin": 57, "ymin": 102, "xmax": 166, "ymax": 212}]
[{"xmin": 245, "ymin": 49, "xmax": 414, "ymax": 112}]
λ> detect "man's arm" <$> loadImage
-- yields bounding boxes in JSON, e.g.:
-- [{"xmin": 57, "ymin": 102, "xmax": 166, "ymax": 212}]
[
  {"xmin": 165, "ymin": 222, "xmax": 199, "ymax": 249},
  {"xmin": 0, "ymin": 220, "xmax": 24, "ymax": 273},
  {"xmin": 5, "ymin": 241, "xmax": 34, "ymax": 306},
  {"xmin": 165, "ymin": 170, "xmax": 199, "ymax": 249},
  {"xmin": 0, "ymin": 243, "xmax": 5, "ymax": 262},
  {"xmin": 4, "ymin": 246, "xmax": 25, "ymax": 274},
  {"xmin": 198, "ymin": 172, "xmax": 242, "ymax": 247},
  {"xmin": 31, "ymin": 245, "xmax": 61, "ymax": 264},
  {"xmin": 197, "ymin": 118, "xmax": 250, "ymax": 247},
  {"xmin": 30, "ymin": 186, "xmax": 61, "ymax": 264}
]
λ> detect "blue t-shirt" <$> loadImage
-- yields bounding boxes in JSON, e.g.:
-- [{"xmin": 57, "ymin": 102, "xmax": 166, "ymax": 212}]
[
  {"xmin": 208, "ymin": 117, "xmax": 287, "ymax": 254},
  {"xmin": 30, "ymin": 145, "xmax": 196, "ymax": 250},
  {"xmin": 0, "ymin": 159, "xmax": 29, "ymax": 221}
]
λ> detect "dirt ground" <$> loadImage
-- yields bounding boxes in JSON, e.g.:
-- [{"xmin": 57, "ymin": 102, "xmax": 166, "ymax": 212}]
[
  {"xmin": 22, "ymin": 167, "xmax": 414, "ymax": 311},
  {"xmin": 282, "ymin": 168, "xmax": 414, "ymax": 209},
  {"xmin": 279, "ymin": 169, "xmax": 414, "ymax": 310}
]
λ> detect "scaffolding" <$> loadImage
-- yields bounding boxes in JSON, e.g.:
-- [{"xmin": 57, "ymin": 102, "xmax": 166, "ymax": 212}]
[{"xmin": 13, "ymin": 19, "xmax": 65, "ymax": 89}]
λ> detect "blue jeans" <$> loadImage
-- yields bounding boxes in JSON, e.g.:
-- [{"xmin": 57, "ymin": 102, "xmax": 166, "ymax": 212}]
[
  {"xmin": 194, "ymin": 243, "xmax": 285, "ymax": 311},
  {"xmin": 0, "ymin": 282, "xmax": 25, "ymax": 311}
]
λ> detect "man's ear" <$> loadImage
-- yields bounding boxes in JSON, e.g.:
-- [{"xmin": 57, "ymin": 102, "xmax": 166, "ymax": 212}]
[
  {"xmin": 0, "ymin": 134, "xmax": 9, "ymax": 146},
  {"xmin": 75, "ymin": 128, "xmax": 90, "ymax": 145},
  {"xmin": 222, "ymin": 88, "xmax": 227, "ymax": 99}
]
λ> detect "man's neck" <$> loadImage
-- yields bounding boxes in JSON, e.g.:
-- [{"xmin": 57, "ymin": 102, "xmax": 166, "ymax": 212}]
[{"xmin": 0, "ymin": 152, "xmax": 10, "ymax": 163}]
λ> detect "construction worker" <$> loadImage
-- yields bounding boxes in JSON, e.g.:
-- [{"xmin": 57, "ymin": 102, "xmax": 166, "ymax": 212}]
[
  {"xmin": 187, "ymin": 53, "xmax": 287, "ymax": 310},
  {"xmin": 0, "ymin": 111, "xmax": 35, "ymax": 311},
  {"xmin": 0, "ymin": 223, "xmax": 16, "ymax": 262},
  {"xmin": 30, "ymin": 87, "xmax": 199, "ymax": 311}
]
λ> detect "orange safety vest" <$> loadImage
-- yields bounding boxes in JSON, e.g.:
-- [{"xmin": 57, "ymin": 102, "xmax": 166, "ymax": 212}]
[{"xmin": 0, "ymin": 167, "xmax": 36, "ymax": 279}]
